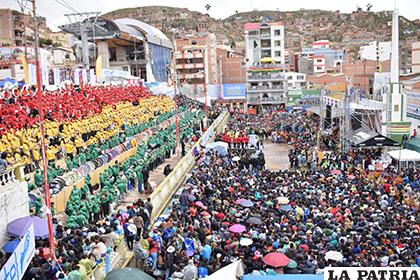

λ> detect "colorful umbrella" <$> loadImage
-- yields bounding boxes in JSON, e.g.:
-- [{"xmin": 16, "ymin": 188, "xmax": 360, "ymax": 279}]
[
  {"xmin": 240, "ymin": 199, "xmax": 254, "ymax": 207},
  {"xmin": 247, "ymin": 217, "xmax": 263, "ymax": 225},
  {"xmin": 263, "ymin": 252, "xmax": 291, "ymax": 268},
  {"xmin": 195, "ymin": 201, "xmax": 205, "ymax": 208},
  {"xmin": 331, "ymin": 169, "xmax": 342, "ymax": 175},
  {"xmin": 7, "ymin": 216, "xmax": 55, "ymax": 239},
  {"xmin": 325, "ymin": 250, "xmax": 344, "ymax": 262},
  {"xmin": 235, "ymin": 198, "xmax": 246, "ymax": 205},
  {"xmin": 279, "ymin": 205, "xmax": 294, "ymax": 212},
  {"xmin": 287, "ymin": 259, "xmax": 298, "ymax": 269},
  {"xmin": 240, "ymin": 238, "xmax": 253, "ymax": 246},
  {"xmin": 229, "ymin": 224, "xmax": 246, "ymax": 233}
]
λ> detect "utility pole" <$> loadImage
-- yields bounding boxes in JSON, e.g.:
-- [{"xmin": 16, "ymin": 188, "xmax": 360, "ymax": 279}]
[
  {"xmin": 16, "ymin": 0, "xmax": 30, "ymax": 60},
  {"xmin": 172, "ymin": 38, "xmax": 180, "ymax": 157},
  {"xmin": 32, "ymin": 0, "xmax": 55, "ymax": 257}
]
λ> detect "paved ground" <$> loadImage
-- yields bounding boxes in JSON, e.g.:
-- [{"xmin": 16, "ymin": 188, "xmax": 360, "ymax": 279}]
[{"xmin": 263, "ymin": 141, "xmax": 290, "ymax": 171}]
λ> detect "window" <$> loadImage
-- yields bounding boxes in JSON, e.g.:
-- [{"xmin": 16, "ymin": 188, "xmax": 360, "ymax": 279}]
[
  {"xmin": 275, "ymin": 51, "xmax": 281, "ymax": 57},
  {"xmin": 394, "ymin": 105, "xmax": 399, "ymax": 112},
  {"xmin": 274, "ymin": 40, "xmax": 281, "ymax": 47},
  {"xmin": 316, "ymin": 59, "xmax": 323, "ymax": 63},
  {"xmin": 287, "ymin": 76, "xmax": 292, "ymax": 80},
  {"xmin": 109, "ymin": 47, "xmax": 117, "ymax": 61},
  {"xmin": 122, "ymin": 66, "xmax": 128, "ymax": 71},
  {"xmin": 274, "ymin": 29, "xmax": 281, "ymax": 36},
  {"xmin": 297, "ymin": 75, "xmax": 304, "ymax": 80},
  {"xmin": 191, "ymin": 40, "xmax": 197, "ymax": 45},
  {"xmin": 316, "ymin": 66, "xmax": 322, "ymax": 70}
]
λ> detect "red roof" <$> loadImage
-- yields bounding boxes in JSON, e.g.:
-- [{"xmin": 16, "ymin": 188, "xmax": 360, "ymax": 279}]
[
  {"xmin": 244, "ymin": 22, "xmax": 283, "ymax": 31},
  {"xmin": 312, "ymin": 41, "xmax": 330, "ymax": 46}
]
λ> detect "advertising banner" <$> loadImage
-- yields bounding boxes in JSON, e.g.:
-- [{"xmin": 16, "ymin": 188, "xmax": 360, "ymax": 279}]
[
  {"xmin": 222, "ymin": 84, "xmax": 246, "ymax": 100},
  {"xmin": 0, "ymin": 224, "xmax": 35, "ymax": 280}
]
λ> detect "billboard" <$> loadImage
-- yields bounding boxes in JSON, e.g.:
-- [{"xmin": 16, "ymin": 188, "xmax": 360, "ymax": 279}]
[
  {"xmin": 0, "ymin": 224, "xmax": 35, "ymax": 280},
  {"xmin": 222, "ymin": 84, "xmax": 246, "ymax": 100},
  {"xmin": 287, "ymin": 89, "xmax": 320, "ymax": 107}
]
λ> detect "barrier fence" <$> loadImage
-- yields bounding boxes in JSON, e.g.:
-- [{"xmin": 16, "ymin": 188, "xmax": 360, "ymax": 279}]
[{"xmin": 149, "ymin": 111, "xmax": 230, "ymax": 221}]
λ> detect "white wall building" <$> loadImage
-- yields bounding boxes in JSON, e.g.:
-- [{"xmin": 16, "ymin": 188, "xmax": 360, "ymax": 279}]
[
  {"xmin": 244, "ymin": 22, "xmax": 285, "ymax": 66},
  {"xmin": 286, "ymin": 72, "xmax": 306, "ymax": 90},
  {"xmin": 412, "ymin": 41, "xmax": 420, "ymax": 74},
  {"xmin": 359, "ymin": 41, "xmax": 392, "ymax": 62}
]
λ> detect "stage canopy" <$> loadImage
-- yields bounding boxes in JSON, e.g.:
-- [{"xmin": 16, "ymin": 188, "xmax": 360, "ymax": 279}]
[
  {"xmin": 346, "ymin": 127, "xmax": 400, "ymax": 148},
  {"xmin": 388, "ymin": 149, "xmax": 420, "ymax": 162}
]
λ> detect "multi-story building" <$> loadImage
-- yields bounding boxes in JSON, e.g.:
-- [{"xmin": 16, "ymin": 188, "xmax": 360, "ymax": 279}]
[
  {"xmin": 300, "ymin": 40, "xmax": 344, "ymax": 74},
  {"xmin": 0, "ymin": 8, "xmax": 49, "ymax": 47},
  {"xmin": 246, "ymin": 63, "xmax": 286, "ymax": 108},
  {"xmin": 175, "ymin": 33, "xmax": 217, "ymax": 88},
  {"xmin": 285, "ymin": 72, "xmax": 306, "ymax": 90},
  {"xmin": 359, "ymin": 41, "xmax": 391, "ymax": 62},
  {"xmin": 244, "ymin": 22, "xmax": 285, "ymax": 66},
  {"xmin": 413, "ymin": 42, "xmax": 420, "ymax": 74}
]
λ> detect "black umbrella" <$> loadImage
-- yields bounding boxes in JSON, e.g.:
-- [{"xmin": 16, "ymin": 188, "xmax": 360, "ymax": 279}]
[
  {"xmin": 104, "ymin": 268, "xmax": 154, "ymax": 280},
  {"xmin": 247, "ymin": 217, "xmax": 263, "ymax": 225}
]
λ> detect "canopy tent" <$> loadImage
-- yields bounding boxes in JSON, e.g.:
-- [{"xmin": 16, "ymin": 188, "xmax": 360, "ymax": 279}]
[
  {"xmin": 346, "ymin": 127, "xmax": 400, "ymax": 148},
  {"xmin": 206, "ymin": 260, "xmax": 244, "ymax": 280},
  {"xmin": 388, "ymin": 149, "xmax": 420, "ymax": 162},
  {"xmin": 241, "ymin": 274, "xmax": 324, "ymax": 280}
]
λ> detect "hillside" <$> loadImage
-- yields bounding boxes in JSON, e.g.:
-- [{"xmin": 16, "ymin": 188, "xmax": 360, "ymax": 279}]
[{"xmin": 103, "ymin": 6, "xmax": 420, "ymax": 52}]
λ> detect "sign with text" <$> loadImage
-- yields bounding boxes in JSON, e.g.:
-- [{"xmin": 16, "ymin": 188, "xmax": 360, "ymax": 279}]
[
  {"xmin": 325, "ymin": 267, "xmax": 419, "ymax": 280},
  {"xmin": 0, "ymin": 224, "xmax": 35, "ymax": 280},
  {"xmin": 222, "ymin": 84, "xmax": 246, "ymax": 100}
]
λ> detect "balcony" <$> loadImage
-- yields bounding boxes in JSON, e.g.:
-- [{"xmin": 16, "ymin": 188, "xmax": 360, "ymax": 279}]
[
  {"xmin": 247, "ymin": 96, "xmax": 286, "ymax": 105},
  {"xmin": 247, "ymin": 73, "xmax": 284, "ymax": 81},
  {"xmin": 176, "ymin": 63, "xmax": 204, "ymax": 69},
  {"xmin": 175, "ymin": 52, "xmax": 204, "ymax": 59},
  {"xmin": 247, "ymin": 85, "xmax": 284, "ymax": 93}
]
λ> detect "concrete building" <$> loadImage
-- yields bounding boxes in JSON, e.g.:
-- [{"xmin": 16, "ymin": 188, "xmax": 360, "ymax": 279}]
[
  {"xmin": 61, "ymin": 17, "xmax": 172, "ymax": 82},
  {"xmin": 412, "ymin": 42, "xmax": 420, "ymax": 74},
  {"xmin": 359, "ymin": 41, "xmax": 392, "ymax": 62},
  {"xmin": 300, "ymin": 40, "xmax": 344, "ymax": 74},
  {"xmin": 175, "ymin": 33, "xmax": 217, "ymax": 90},
  {"xmin": 286, "ymin": 72, "xmax": 306, "ymax": 90},
  {"xmin": 0, "ymin": 8, "xmax": 49, "ymax": 47},
  {"xmin": 244, "ymin": 22, "xmax": 285, "ymax": 66},
  {"xmin": 246, "ymin": 62, "xmax": 286, "ymax": 108}
]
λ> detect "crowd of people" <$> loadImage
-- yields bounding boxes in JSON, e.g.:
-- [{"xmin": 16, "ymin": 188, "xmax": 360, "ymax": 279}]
[
  {"xmin": 17, "ymin": 94, "xmax": 209, "ymax": 280},
  {"xmin": 121, "ymin": 109, "xmax": 419, "ymax": 279}
]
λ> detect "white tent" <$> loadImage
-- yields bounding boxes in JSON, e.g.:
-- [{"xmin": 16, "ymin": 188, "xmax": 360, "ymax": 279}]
[
  {"xmin": 205, "ymin": 260, "xmax": 244, "ymax": 280},
  {"xmin": 388, "ymin": 149, "xmax": 420, "ymax": 162}
]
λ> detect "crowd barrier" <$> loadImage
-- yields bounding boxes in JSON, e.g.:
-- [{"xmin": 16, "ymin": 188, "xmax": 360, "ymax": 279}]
[{"xmin": 149, "ymin": 111, "xmax": 230, "ymax": 221}]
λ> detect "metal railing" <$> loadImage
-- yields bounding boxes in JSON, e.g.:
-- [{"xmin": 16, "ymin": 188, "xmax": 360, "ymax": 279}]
[
  {"xmin": 149, "ymin": 111, "xmax": 229, "ymax": 221},
  {"xmin": 0, "ymin": 165, "xmax": 24, "ymax": 186},
  {"xmin": 247, "ymin": 96, "xmax": 286, "ymax": 104}
]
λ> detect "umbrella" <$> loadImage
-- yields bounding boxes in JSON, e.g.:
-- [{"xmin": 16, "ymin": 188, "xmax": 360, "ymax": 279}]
[
  {"xmin": 263, "ymin": 252, "xmax": 291, "ymax": 268},
  {"xmin": 7, "ymin": 216, "xmax": 55, "ymax": 239},
  {"xmin": 239, "ymin": 199, "xmax": 254, "ymax": 207},
  {"xmin": 104, "ymin": 268, "xmax": 154, "ymax": 280},
  {"xmin": 277, "ymin": 197, "xmax": 289, "ymax": 204},
  {"xmin": 247, "ymin": 217, "xmax": 263, "ymax": 225},
  {"xmin": 279, "ymin": 205, "xmax": 294, "ymax": 212},
  {"xmin": 325, "ymin": 250, "xmax": 344, "ymax": 262},
  {"xmin": 232, "ymin": 156, "xmax": 241, "ymax": 161},
  {"xmin": 331, "ymin": 169, "xmax": 342, "ymax": 175},
  {"xmin": 235, "ymin": 198, "xmax": 246, "ymax": 205},
  {"xmin": 201, "ymin": 211, "xmax": 210, "ymax": 217},
  {"xmin": 205, "ymin": 141, "xmax": 228, "ymax": 156},
  {"xmin": 240, "ymin": 238, "xmax": 253, "ymax": 246},
  {"xmin": 195, "ymin": 201, "xmax": 205, "ymax": 208},
  {"xmin": 229, "ymin": 224, "xmax": 246, "ymax": 233},
  {"xmin": 287, "ymin": 259, "xmax": 298, "ymax": 269},
  {"xmin": 2, "ymin": 239, "xmax": 20, "ymax": 253}
]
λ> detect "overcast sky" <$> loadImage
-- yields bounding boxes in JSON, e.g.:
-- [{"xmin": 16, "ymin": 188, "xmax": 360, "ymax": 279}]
[{"xmin": 2, "ymin": 0, "xmax": 419, "ymax": 31}]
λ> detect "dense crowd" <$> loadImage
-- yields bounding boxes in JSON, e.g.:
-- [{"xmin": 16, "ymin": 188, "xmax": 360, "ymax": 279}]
[
  {"xmin": 18, "ymin": 94, "xmax": 208, "ymax": 280},
  {"xmin": 123, "ymin": 110, "xmax": 419, "ymax": 279}
]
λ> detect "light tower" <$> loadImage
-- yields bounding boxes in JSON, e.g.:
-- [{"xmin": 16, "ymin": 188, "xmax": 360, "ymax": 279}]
[{"xmin": 381, "ymin": 7, "xmax": 411, "ymax": 142}]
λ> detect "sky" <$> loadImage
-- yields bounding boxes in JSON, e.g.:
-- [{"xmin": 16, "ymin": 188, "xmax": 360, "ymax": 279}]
[{"xmin": 2, "ymin": 0, "xmax": 419, "ymax": 31}]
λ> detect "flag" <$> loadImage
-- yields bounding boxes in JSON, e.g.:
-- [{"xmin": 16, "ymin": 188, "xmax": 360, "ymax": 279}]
[
  {"xmin": 95, "ymin": 56, "xmax": 102, "ymax": 80},
  {"xmin": 19, "ymin": 53, "xmax": 29, "ymax": 82}
]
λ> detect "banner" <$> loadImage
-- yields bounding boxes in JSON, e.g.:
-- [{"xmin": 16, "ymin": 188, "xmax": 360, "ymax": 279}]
[
  {"xmin": 222, "ymin": 84, "xmax": 246, "ymax": 100},
  {"xmin": 28, "ymin": 64, "xmax": 37, "ymax": 85},
  {"xmin": 18, "ymin": 54, "xmax": 29, "ymax": 83},
  {"xmin": 41, "ymin": 66, "xmax": 49, "ymax": 86},
  {"xmin": 95, "ymin": 56, "xmax": 102, "ymax": 79},
  {"xmin": 0, "ymin": 224, "xmax": 35, "ymax": 280}
]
